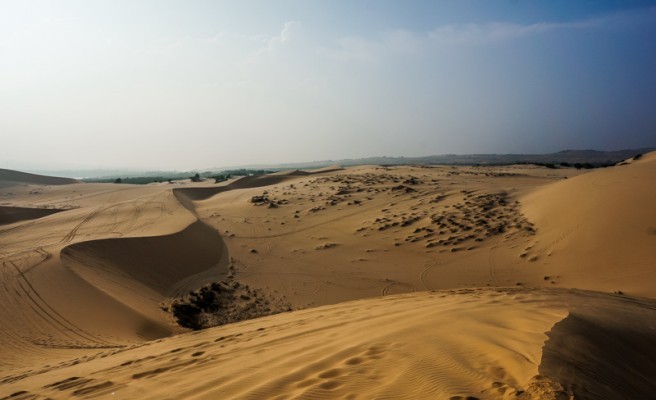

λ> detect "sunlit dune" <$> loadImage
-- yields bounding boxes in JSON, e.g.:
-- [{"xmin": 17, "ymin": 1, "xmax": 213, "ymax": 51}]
[
  {"xmin": 1, "ymin": 153, "xmax": 656, "ymax": 399},
  {"xmin": 3, "ymin": 288, "xmax": 656, "ymax": 399},
  {"xmin": 4, "ymin": 0, "xmax": 656, "ymax": 397},
  {"xmin": 521, "ymin": 152, "xmax": 656, "ymax": 297}
]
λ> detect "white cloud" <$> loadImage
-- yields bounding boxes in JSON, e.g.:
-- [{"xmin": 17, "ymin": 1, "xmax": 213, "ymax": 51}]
[
  {"xmin": 146, "ymin": 21, "xmax": 301, "ymax": 60},
  {"xmin": 267, "ymin": 21, "xmax": 302, "ymax": 51},
  {"xmin": 280, "ymin": 21, "xmax": 299, "ymax": 43}
]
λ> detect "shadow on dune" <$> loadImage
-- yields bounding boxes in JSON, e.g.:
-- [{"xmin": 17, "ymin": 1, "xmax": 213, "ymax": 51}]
[
  {"xmin": 0, "ymin": 206, "xmax": 66, "ymax": 225},
  {"xmin": 55, "ymin": 186, "xmax": 230, "ymax": 343},
  {"xmin": 61, "ymin": 220, "xmax": 225, "ymax": 297},
  {"xmin": 539, "ymin": 293, "xmax": 656, "ymax": 399}
]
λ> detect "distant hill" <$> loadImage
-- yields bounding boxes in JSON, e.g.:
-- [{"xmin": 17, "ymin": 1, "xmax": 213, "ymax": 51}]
[{"xmin": 0, "ymin": 169, "xmax": 80, "ymax": 185}]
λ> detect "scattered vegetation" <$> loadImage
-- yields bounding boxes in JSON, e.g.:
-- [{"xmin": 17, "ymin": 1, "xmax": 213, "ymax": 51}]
[
  {"xmin": 574, "ymin": 162, "xmax": 595, "ymax": 170},
  {"xmin": 212, "ymin": 174, "xmax": 231, "ymax": 183},
  {"xmin": 166, "ymin": 278, "xmax": 292, "ymax": 330},
  {"xmin": 518, "ymin": 161, "xmax": 615, "ymax": 169},
  {"xmin": 249, "ymin": 190, "xmax": 289, "ymax": 208}
]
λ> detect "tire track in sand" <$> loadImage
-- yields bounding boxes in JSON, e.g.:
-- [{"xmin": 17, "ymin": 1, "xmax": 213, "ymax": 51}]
[{"xmin": 6, "ymin": 260, "xmax": 122, "ymax": 348}]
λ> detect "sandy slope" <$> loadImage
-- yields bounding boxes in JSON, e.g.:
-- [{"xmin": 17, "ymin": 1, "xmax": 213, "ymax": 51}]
[
  {"xmin": 1, "ymin": 153, "xmax": 655, "ymax": 398},
  {"xmin": 192, "ymin": 164, "xmax": 566, "ymax": 308},
  {"xmin": 0, "ymin": 181, "xmax": 203, "ymax": 371},
  {"xmin": 522, "ymin": 152, "xmax": 656, "ymax": 297},
  {"xmin": 2, "ymin": 288, "xmax": 656, "ymax": 400}
]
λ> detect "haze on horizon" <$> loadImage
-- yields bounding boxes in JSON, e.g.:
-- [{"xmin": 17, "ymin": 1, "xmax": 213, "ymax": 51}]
[{"xmin": 2, "ymin": 0, "xmax": 655, "ymax": 172}]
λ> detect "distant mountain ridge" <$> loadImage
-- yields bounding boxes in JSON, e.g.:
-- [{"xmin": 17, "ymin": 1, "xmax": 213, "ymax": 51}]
[
  {"xmin": 228, "ymin": 148, "xmax": 654, "ymax": 170},
  {"xmin": 23, "ymin": 148, "xmax": 655, "ymax": 179}
]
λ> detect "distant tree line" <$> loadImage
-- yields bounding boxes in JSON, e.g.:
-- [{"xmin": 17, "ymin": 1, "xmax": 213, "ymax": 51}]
[
  {"xmin": 83, "ymin": 169, "xmax": 274, "ymax": 185},
  {"xmin": 96, "ymin": 176, "xmax": 172, "ymax": 184},
  {"xmin": 517, "ymin": 160, "xmax": 619, "ymax": 170}
]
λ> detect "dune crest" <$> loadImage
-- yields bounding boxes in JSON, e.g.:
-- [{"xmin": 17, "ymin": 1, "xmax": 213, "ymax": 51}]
[{"xmin": 522, "ymin": 151, "xmax": 656, "ymax": 297}]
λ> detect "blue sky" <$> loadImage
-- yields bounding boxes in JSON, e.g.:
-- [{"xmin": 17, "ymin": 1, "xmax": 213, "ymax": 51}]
[{"xmin": 1, "ymin": 1, "xmax": 655, "ymax": 170}]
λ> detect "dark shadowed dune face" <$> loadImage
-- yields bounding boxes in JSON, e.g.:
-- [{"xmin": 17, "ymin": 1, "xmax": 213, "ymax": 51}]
[
  {"xmin": 0, "ymin": 206, "xmax": 66, "ymax": 225},
  {"xmin": 61, "ymin": 220, "xmax": 224, "ymax": 296},
  {"xmin": 539, "ymin": 291, "xmax": 656, "ymax": 400}
]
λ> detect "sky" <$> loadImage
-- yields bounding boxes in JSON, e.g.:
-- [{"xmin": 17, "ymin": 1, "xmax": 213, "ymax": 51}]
[{"xmin": 1, "ymin": 0, "xmax": 656, "ymax": 171}]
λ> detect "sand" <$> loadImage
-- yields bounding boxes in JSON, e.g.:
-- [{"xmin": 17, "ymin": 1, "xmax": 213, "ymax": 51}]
[
  {"xmin": 1, "ymin": 153, "xmax": 655, "ymax": 399},
  {"xmin": 3, "ymin": 288, "xmax": 656, "ymax": 399},
  {"xmin": 521, "ymin": 152, "xmax": 656, "ymax": 297}
]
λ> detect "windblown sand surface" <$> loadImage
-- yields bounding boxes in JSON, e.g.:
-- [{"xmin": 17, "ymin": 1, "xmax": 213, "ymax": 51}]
[
  {"xmin": 3, "ymin": 288, "xmax": 656, "ymax": 399},
  {"xmin": 1, "ymin": 153, "xmax": 655, "ymax": 399}
]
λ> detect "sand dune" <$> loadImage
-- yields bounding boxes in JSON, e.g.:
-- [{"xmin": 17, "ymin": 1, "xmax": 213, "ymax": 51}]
[
  {"xmin": 190, "ymin": 164, "xmax": 572, "ymax": 307},
  {"xmin": 0, "ymin": 169, "xmax": 79, "ymax": 187},
  {"xmin": 61, "ymin": 219, "xmax": 226, "ymax": 316},
  {"xmin": 2, "ymin": 288, "xmax": 656, "ymax": 399},
  {"xmin": 0, "ymin": 186, "xmax": 200, "ymax": 371},
  {"xmin": 522, "ymin": 152, "xmax": 656, "ymax": 297},
  {"xmin": 0, "ymin": 169, "xmax": 80, "ymax": 225},
  {"xmin": 1, "ymin": 154, "xmax": 655, "ymax": 399}
]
